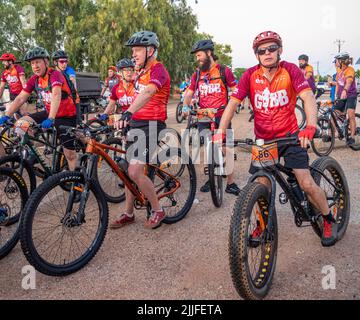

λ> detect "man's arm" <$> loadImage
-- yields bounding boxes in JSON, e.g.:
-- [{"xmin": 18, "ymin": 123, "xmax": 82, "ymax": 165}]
[
  {"xmin": 217, "ymin": 99, "xmax": 239, "ymax": 135},
  {"xmin": 70, "ymin": 76, "xmax": 77, "ymax": 90},
  {"xmin": 5, "ymin": 90, "xmax": 31, "ymax": 117},
  {"xmin": 183, "ymin": 89, "xmax": 194, "ymax": 106},
  {"xmin": 104, "ymin": 99, "xmax": 116, "ymax": 115},
  {"xmin": 48, "ymin": 86, "xmax": 62, "ymax": 119},
  {"xmin": 299, "ymin": 90, "xmax": 317, "ymax": 127},
  {"xmin": 127, "ymin": 84, "xmax": 157, "ymax": 114},
  {"xmin": 0, "ymin": 82, "xmax": 5, "ymax": 99},
  {"xmin": 341, "ymin": 77, "xmax": 354, "ymax": 100},
  {"xmin": 20, "ymin": 75, "xmax": 26, "ymax": 88}
]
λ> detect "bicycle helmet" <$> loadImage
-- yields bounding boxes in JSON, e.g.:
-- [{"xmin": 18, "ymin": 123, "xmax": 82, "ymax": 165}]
[
  {"xmin": 116, "ymin": 58, "xmax": 135, "ymax": 70},
  {"xmin": 298, "ymin": 54, "xmax": 309, "ymax": 62},
  {"xmin": 108, "ymin": 66, "xmax": 117, "ymax": 72},
  {"xmin": 334, "ymin": 52, "xmax": 350, "ymax": 61},
  {"xmin": 190, "ymin": 39, "xmax": 214, "ymax": 54},
  {"xmin": 52, "ymin": 50, "xmax": 68, "ymax": 60},
  {"xmin": 253, "ymin": 31, "xmax": 283, "ymax": 53},
  {"xmin": 0, "ymin": 53, "xmax": 16, "ymax": 62},
  {"xmin": 24, "ymin": 47, "xmax": 50, "ymax": 62},
  {"xmin": 126, "ymin": 31, "xmax": 160, "ymax": 48}
]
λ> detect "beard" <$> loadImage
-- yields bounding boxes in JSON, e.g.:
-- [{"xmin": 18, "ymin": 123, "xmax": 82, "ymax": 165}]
[
  {"xmin": 199, "ymin": 55, "xmax": 212, "ymax": 72},
  {"xmin": 299, "ymin": 63, "xmax": 307, "ymax": 69}
]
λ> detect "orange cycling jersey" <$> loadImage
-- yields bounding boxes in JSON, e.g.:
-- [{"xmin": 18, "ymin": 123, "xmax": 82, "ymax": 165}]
[
  {"xmin": 231, "ymin": 61, "xmax": 311, "ymax": 140},
  {"xmin": 336, "ymin": 66, "xmax": 357, "ymax": 98},
  {"xmin": 110, "ymin": 81, "xmax": 136, "ymax": 112},
  {"xmin": 1, "ymin": 65, "xmax": 25, "ymax": 95},
  {"xmin": 189, "ymin": 64, "xmax": 237, "ymax": 117},
  {"xmin": 301, "ymin": 64, "xmax": 316, "ymax": 93},
  {"xmin": 132, "ymin": 60, "xmax": 170, "ymax": 122}
]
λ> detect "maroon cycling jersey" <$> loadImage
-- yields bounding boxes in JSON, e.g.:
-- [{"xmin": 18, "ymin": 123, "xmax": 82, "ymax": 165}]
[
  {"xmin": 110, "ymin": 81, "xmax": 136, "ymax": 112},
  {"xmin": 1, "ymin": 65, "xmax": 25, "ymax": 95}
]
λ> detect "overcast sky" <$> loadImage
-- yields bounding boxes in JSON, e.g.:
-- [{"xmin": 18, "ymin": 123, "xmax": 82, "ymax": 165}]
[{"xmin": 188, "ymin": 0, "xmax": 360, "ymax": 75}]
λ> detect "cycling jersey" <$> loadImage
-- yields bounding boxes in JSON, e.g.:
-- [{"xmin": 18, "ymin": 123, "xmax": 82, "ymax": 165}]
[
  {"xmin": 110, "ymin": 81, "xmax": 136, "ymax": 112},
  {"xmin": 301, "ymin": 64, "xmax": 316, "ymax": 93},
  {"xmin": 336, "ymin": 66, "xmax": 357, "ymax": 98},
  {"xmin": 24, "ymin": 68, "xmax": 77, "ymax": 118},
  {"xmin": 1, "ymin": 65, "xmax": 25, "ymax": 95},
  {"xmin": 231, "ymin": 61, "xmax": 311, "ymax": 140},
  {"xmin": 132, "ymin": 60, "xmax": 170, "ymax": 122},
  {"xmin": 105, "ymin": 75, "xmax": 121, "ymax": 91},
  {"xmin": 189, "ymin": 64, "xmax": 236, "ymax": 117}
]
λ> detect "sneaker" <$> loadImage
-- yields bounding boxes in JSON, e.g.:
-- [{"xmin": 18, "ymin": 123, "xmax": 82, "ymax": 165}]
[
  {"xmin": 225, "ymin": 183, "xmax": 241, "ymax": 195},
  {"xmin": 200, "ymin": 180, "xmax": 211, "ymax": 193},
  {"xmin": 321, "ymin": 215, "xmax": 338, "ymax": 247},
  {"xmin": 145, "ymin": 209, "xmax": 166, "ymax": 229},
  {"xmin": 347, "ymin": 137, "xmax": 355, "ymax": 146},
  {"xmin": 110, "ymin": 213, "xmax": 135, "ymax": 229}
]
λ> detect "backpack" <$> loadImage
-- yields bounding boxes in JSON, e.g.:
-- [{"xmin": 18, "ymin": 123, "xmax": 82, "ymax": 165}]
[
  {"xmin": 194, "ymin": 64, "xmax": 229, "ymax": 103},
  {"xmin": 35, "ymin": 69, "xmax": 78, "ymax": 105}
]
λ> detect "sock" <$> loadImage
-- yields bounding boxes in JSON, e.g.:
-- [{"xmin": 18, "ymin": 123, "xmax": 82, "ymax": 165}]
[{"xmin": 322, "ymin": 212, "xmax": 336, "ymax": 223}]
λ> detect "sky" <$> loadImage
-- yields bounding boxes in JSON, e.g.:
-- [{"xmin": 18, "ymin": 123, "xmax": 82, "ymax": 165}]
[{"xmin": 187, "ymin": 0, "xmax": 360, "ymax": 75}]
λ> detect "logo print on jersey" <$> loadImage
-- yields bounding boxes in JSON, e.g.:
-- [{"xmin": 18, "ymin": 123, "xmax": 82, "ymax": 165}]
[
  {"xmin": 6, "ymin": 75, "xmax": 19, "ymax": 84},
  {"xmin": 199, "ymin": 83, "xmax": 221, "ymax": 96},
  {"xmin": 254, "ymin": 88, "xmax": 289, "ymax": 112}
]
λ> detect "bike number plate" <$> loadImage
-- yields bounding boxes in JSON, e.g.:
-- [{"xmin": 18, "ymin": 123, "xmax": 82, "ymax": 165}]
[{"xmin": 251, "ymin": 143, "xmax": 279, "ymax": 168}]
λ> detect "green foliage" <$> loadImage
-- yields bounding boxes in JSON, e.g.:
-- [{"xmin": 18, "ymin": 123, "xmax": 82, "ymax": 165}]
[{"xmin": 234, "ymin": 67, "xmax": 247, "ymax": 80}]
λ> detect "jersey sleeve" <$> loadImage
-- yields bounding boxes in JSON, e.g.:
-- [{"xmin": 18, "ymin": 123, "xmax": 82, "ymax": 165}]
[
  {"xmin": 230, "ymin": 69, "xmax": 251, "ymax": 103},
  {"xmin": 344, "ymin": 67, "xmax": 355, "ymax": 79},
  {"xmin": 50, "ymin": 70, "xmax": 64, "ymax": 88},
  {"xmin": 23, "ymin": 75, "xmax": 37, "ymax": 93},
  {"xmin": 15, "ymin": 65, "xmax": 25, "ymax": 76},
  {"xmin": 149, "ymin": 63, "xmax": 169, "ymax": 90},
  {"xmin": 225, "ymin": 67, "xmax": 237, "ymax": 88}
]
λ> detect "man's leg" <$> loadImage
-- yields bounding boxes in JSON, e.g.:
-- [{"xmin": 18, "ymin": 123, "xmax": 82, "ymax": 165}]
[
  {"xmin": 347, "ymin": 109, "xmax": 356, "ymax": 138},
  {"xmin": 62, "ymin": 148, "xmax": 78, "ymax": 171}
]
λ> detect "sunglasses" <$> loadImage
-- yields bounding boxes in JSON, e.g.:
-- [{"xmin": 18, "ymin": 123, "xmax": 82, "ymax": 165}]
[
  {"xmin": 256, "ymin": 45, "xmax": 280, "ymax": 56},
  {"xmin": 58, "ymin": 59, "xmax": 68, "ymax": 63}
]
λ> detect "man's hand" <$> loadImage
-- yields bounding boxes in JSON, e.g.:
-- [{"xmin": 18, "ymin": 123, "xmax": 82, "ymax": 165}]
[
  {"xmin": 114, "ymin": 111, "xmax": 132, "ymax": 131},
  {"xmin": 41, "ymin": 118, "xmax": 55, "ymax": 129},
  {"xmin": 98, "ymin": 114, "xmax": 109, "ymax": 121},
  {"xmin": 298, "ymin": 125, "xmax": 316, "ymax": 148},
  {"xmin": 0, "ymin": 115, "xmax": 11, "ymax": 126},
  {"xmin": 340, "ymin": 90, "xmax": 347, "ymax": 100}
]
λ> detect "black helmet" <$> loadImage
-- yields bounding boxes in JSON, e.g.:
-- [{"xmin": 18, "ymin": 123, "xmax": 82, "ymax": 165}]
[
  {"xmin": 191, "ymin": 39, "xmax": 214, "ymax": 54},
  {"xmin": 24, "ymin": 47, "xmax": 50, "ymax": 62},
  {"xmin": 116, "ymin": 58, "xmax": 135, "ymax": 70},
  {"xmin": 298, "ymin": 54, "xmax": 309, "ymax": 62},
  {"xmin": 126, "ymin": 31, "xmax": 160, "ymax": 48},
  {"xmin": 52, "ymin": 50, "xmax": 68, "ymax": 60}
]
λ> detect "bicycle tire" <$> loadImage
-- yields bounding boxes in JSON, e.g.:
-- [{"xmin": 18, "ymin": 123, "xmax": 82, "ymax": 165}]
[
  {"xmin": 176, "ymin": 102, "xmax": 184, "ymax": 123},
  {"xmin": 0, "ymin": 154, "xmax": 37, "ymax": 194},
  {"xmin": 348, "ymin": 113, "xmax": 360, "ymax": 151},
  {"xmin": 148, "ymin": 148, "xmax": 197, "ymax": 224},
  {"xmin": 295, "ymin": 104, "xmax": 306, "ymax": 130},
  {"xmin": 309, "ymin": 157, "xmax": 350, "ymax": 240},
  {"xmin": 0, "ymin": 167, "xmax": 28, "ymax": 259},
  {"xmin": 93, "ymin": 137, "xmax": 126, "ymax": 203},
  {"xmin": 208, "ymin": 143, "xmax": 223, "ymax": 208},
  {"xmin": 20, "ymin": 171, "xmax": 109, "ymax": 276},
  {"xmin": 310, "ymin": 117, "xmax": 335, "ymax": 157},
  {"xmin": 229, "ymin": 182, "xmax": 278, "ymax": 300}
]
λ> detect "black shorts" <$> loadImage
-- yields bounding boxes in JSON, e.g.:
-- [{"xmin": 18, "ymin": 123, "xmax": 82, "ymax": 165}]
[
  {"xmin": 29, "ymin": 110, "xmax": 77, "ymax": 150},
  {"xmin": 125, "ymin": 120, "xmax": 167, "ymax": 164},
  {"xmin": 197, "ymin": 117, "xmax": 233, "ymax": 141},
  {"xmin": 9, "ymin": 93, "xmax": 19, "ymax": 101},
  {"xmin": 249, "ymin": 137, "xmax": 309, "ymax": 175},
  {"xmin": 334, "ymin": 97, "xmax": 357, "ymax": 112}
]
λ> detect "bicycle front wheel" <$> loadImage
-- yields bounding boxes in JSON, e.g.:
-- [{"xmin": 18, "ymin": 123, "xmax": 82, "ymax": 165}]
[
  {"xmin": 229, "ymin": 182, "xmax": 278, "ymax": 300},
  {"xmin": 20, "ymin": 171, "xmax": 109, "ymax": 276},
  {"xmin": 349, "ymin": 113, "xmax": 360, "ymax": 151},
  {"xmin": 311, "ymin": 116, "xmax": 335, "ymax": 157},
  {"xmin": 176, "ymin": 102, "xmax": 184, "ymax": 123},
  {"xmin": 208, "ymin": 143, "xmax": 224, "ymax": 208}
]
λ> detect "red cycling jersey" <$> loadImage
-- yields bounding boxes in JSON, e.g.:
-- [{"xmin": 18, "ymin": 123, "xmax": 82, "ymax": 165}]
[
  {"xmin": 24, "ymin": 68, "xmax": 77, "ymax": 118},
  {"xmin": 231, "ymin": 61, "xmax": 311, "ymax": 140},
  {"xmin": 132, "ymin": 60, "xmax": 170, "ymax": 122},
  {"xmin": 110, "ymin": 81, "xmax": 136, "ymax": 112},
  {"xmin": 189, "ymin": 63, "xmax": 237, "ymax": 117},
  {"xmin": 1, "ymin": 65, "xmax": 25, "ymax": 95}
]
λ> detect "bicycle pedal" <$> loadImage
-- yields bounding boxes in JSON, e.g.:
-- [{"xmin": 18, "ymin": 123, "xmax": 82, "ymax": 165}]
[{"xmin": 204, "ymin": 167, "xmax": 209, "ymax": 175}]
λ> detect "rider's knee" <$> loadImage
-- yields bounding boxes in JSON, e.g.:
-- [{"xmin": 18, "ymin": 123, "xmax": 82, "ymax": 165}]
[{"xmin": 128, "ymin": 165, "xmax": 143, "ymax": 182}]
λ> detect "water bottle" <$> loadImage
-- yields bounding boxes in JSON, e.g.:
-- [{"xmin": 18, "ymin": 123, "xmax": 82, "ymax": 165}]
[
  {"xmin": 115, "ymin": 156, "xmax": 129, "ymax": 173},
  {"xmin": 287, "ymin": 176, "xmax": 304, "ymax": 202}
]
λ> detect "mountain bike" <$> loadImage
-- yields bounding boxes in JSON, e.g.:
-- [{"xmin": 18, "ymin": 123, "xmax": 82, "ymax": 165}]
[
  {"xmin": 228, "ymin": 136, "xmax": 350, "ymax": 300},
  {"xmin": 311, "ymin": 99, "xmax": 360, "ymax": 156},
  {"xmin": 0, "ymin": 167, "xmax": 28, "ymax": 259},
  {"xmin": 20, "ymin": 124, "xmax": 197, "ymax": 276}
]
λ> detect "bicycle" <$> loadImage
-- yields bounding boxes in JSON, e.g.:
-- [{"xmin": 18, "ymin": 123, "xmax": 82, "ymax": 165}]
[
  {"xmin": 0, "ymin": 167, "xmax": 28, "ymax": 259},
  {"xmin": 228, "ymin": 136, "xmax": 350, "ymax": 300},
  {"xmin": 183, "ymin": 105, "xmax": 226, "ymax": 208},
  {"xmin": 311, "ymin": 99, "xmax": 360, "ymax": 156},
  {"xmin": 1, "ymin": 105, "xmax": 20, "ymax": 156},
  {"xmin": 20, "ymin": 124, "xmax": 197, "ymax": 276}
]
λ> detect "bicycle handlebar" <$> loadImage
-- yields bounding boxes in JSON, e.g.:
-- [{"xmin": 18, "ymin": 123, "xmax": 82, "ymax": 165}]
[{"xmin": 234, "ymin": 136, "xmax": 299, "ymax": 147}]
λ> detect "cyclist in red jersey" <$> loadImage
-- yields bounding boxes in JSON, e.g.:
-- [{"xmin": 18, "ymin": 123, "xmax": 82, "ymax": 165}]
[
  {"xmin": 99, "ymin": 58, "xmax": 136, "ymax": 120},
  {"xmin": 183, "ymin": 39, "xmax": 241, "ymax": 195},
  {"xmin": 0, "ymin": 47, "xmax": 78, "ymax": 170},
  {"xmin": 100, "ymin": 66, "xmax": 121, "ymax": 98},
  {"xmin": 215, "ymin": 31, "xmax": 337, "ymax": 247},
  {"xmin": 110, "ymin": 31, "xmax": 171, "ymax": 230}
]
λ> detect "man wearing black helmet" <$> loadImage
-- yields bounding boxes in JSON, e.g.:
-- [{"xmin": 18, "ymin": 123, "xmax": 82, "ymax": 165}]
[
  {"xmin": 0, "ymin": 47, "xmax": 78, "ymax": 170},
  {"xmin": 298, "ymin": 54, "xmax": 317, "ymax": 94},
  {"xmin": 52, "ymin": 50, "xmax": 77, "ymax": 89},
  {"xmin": 334, "ymin": 52, "xmax": 357, "ymax": 146},
  {"xmin": 99, "ymin": 58, "xmax": 136, "ymax": 120},
  {"xmin": 111, "ymin": 31, "xmax": 171, "ymax": 230},
  {"xmin": 183, "ymin": 39, "xmax": 241, "ymax": 196}
]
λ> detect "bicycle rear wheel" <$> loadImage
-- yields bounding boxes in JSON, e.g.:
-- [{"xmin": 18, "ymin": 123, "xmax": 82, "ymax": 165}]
[
  {"xmin": 148, "ymin": 148, "xmax": 196, "ymax": 224},
  {"xmin": 176, "ymin": 102, "xmax": 184, "ymax": 123},
  {"xmin": 0, "ymin": 167, "xmax": 28, "ymax": 259},
  {"xmin": 229, "ymin": 182, "xmax": 278, "ymax": 300},
  {"xmin": 349, "ymin": 113, "xmax": 360, "ymax": 151},
  {"xmin": 20, "ymin": 171, "xmax": 109, "ymax": 276},
  {"xmin": 310, "ymin": 117, "xmax": 335, "ymax": 157},
  {"xmin": 208, "ymin": 142, "xmax": 224, "ymax": 208}
]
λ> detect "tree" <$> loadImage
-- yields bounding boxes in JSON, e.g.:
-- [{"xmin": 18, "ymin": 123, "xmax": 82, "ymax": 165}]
[
  {"xmin": 355, "ymin": 70, "xmax": 360, "ymax": 79},
  {"xmin": 234, "ymin": 67, "xmax": 247, "ymax": 80}
]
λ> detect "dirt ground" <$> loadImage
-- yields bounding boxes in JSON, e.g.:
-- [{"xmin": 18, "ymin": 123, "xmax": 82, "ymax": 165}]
[{"xmin": 1, "ymin": 98, "xmax": 360, "ymax": 300}]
